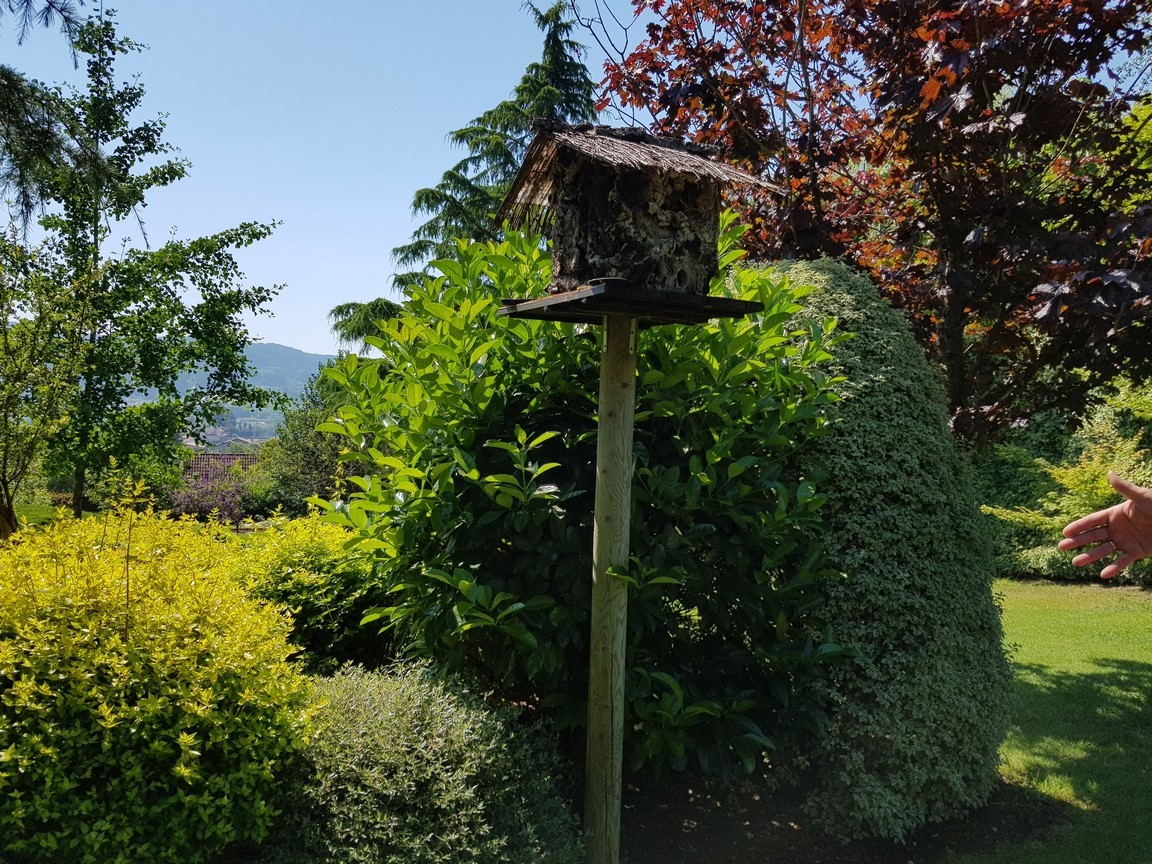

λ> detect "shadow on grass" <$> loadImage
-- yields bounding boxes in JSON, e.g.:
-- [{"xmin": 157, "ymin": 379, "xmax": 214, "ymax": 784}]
[
  {"xmin": 989, "ymin": 658, "xmax": 1152, "ymax": 862},
  {"xmin": 619, "ymin": 657, "xmax": 1152, "ymax": 864}
]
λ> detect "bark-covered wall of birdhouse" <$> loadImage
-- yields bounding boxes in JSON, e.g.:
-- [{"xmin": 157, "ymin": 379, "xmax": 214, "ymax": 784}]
[{"xmin": 548, "ymin": 152, "xmax": 720, "ymax": 295}]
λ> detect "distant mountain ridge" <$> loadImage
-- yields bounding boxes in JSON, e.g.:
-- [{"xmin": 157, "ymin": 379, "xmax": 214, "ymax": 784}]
[
  {"xmin": 243, "ymin": 342, "xmax": 335, "ymax": 398},
  {"xmin": 136, "ymin": 343, "xmax": 334, "ymax": 403},
  {"xmin": 198, "ymin": 343, "xmax": 335, "ymax": 443},
  {"xmin": 123, "ymin": 344, "xmax": 336, "ymax": 444}
]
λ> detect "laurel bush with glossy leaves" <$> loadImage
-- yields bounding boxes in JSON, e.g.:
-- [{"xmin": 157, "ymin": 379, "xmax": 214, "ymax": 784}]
[{"xmin": 316, "ymin": 225, "xmax": 846, "ymax": 780}]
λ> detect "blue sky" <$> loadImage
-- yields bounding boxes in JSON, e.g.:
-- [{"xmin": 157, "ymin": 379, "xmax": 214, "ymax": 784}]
[{"xmin": 2, "ymin": 1, "xmax": 608, "ymax": 355}]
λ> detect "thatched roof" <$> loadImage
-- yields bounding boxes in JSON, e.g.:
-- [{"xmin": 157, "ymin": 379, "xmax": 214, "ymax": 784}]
[{"xmin": 497, "ymin": 120, "xmax": 780, "ymax": 230}]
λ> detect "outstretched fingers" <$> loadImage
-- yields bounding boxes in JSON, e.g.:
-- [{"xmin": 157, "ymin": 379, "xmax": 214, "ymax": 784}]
[
  {"xmin": 1059, "ymin": 521, "xmax": 1111, "ymax": 551},
  {"xmin": 1101, "ymin": 552, "xmax": 1138, "ymax": 580},
  {"xmin": 1070, "ymin": 540, "xmax": 1118, "ymax": 568},
  {"xmin": 1059, "ymin": 512, "xmax": 1123, "ymax": 577},
  {"xmin": 1059, "ymin": 475, "xmax": 1152, "ymax": 579}
]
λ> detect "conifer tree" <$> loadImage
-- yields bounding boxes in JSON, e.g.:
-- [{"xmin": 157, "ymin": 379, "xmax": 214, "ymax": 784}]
[
  {"xmin": 327, "ymin": 297, "xmax": 401, "ymax": 352},
  {"xmin": 0, "ymin": 0, "xmax": 83, "ymax": 222},
  {"xmin": 388, "ymin": 0, "xmax": 596, "ymax": 288}
]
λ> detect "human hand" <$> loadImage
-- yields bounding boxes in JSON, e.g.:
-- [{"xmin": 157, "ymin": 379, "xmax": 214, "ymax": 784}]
[{"xmin": 1059, "ymin": 472, "xmax": 1152, "ymax": 579}]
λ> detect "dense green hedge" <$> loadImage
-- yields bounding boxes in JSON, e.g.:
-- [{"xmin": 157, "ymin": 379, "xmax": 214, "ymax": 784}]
[
  {"xmin": 775, "ymin": 258, "xmax": 1013, "ymax": 840},
  {"xmin": 0, "ymin": 511, "xmax": 311, "ymax": 864},
  {"xmin": 256, "ymin": 665, "xmax": 582, "ymax": 864}
]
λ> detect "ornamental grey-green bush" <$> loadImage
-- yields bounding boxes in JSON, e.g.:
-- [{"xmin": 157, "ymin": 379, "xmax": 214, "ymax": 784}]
[
  {"xmin": 256, "ymin": 665, "xmax": 582, "ymax": 864},
  {"xmin": 774, "ymin": 258, "xmax": 1012, "ymax": 841}
]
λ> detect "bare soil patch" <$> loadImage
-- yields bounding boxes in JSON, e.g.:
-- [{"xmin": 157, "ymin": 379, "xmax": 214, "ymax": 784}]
[{"xmin": 619, "ymin": 776, "xmax": 1068, "ymax": 864}]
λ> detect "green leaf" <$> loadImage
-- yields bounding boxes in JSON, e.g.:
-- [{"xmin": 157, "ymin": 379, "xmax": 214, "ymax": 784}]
[
  {"xmin": 528, "ymin": 430, "xmax": 560, "ymax": 449},
  {"xmin": 425, "ymin": 343, "xmax": 459, "ymax": 363},
  {"xmin": 502, "ymin": 625, "xmax": 538, "ymax": 648},
  {"xmin": 482, "ymin": 473, "xmax": 521, "ymax": 486},
  {"xmin": 727, "ymin": 455, "xmax": 759, "ymax": 479},
  {"xmin": 484, "ymin": 441, "xmax": 520, "ymax": 455}
]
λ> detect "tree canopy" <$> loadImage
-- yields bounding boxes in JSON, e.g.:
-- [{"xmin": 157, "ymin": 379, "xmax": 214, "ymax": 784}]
[
  {"xmin": 34, "ymin": 14, "xmax": 279, "ymax": 513},
  {"xmin": 585, "ymin": 0, "xmax": 1152, "ymax": 442},
  {"xmin": 0, "ymin": 0, "xmax": 85, "ymax": 222}
]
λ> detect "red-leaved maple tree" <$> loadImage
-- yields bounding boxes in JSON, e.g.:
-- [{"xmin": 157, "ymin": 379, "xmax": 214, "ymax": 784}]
[{"xmin": 579, "ymin": 0, "xmax": 1152, "ymax": 441}]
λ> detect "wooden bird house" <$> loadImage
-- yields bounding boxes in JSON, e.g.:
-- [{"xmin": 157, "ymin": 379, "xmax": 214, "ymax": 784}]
[
  {"xmin": 497, "ymin": 120, "xmax": 774, "ymax": 325},
  {"xmin": 492, "ymin": 122, "xmax": 777, "ymax": 864}
]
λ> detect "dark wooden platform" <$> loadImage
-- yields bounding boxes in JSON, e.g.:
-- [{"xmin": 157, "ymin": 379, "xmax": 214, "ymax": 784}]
[{"xmin": 498, "ymin": 279, "xmax": 763, "ymax": 326}]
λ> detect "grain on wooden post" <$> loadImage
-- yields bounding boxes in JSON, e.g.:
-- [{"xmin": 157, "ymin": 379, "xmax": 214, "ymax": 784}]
[{"xmin": 584, "ymin": 312, "xmax": 638, "ymax": 864}]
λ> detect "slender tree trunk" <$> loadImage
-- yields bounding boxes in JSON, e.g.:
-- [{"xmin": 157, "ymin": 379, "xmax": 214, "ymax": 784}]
[
  {"xmin": 71, "ymin": 464, "xmax": 86, "ymax": 518},
  {"xmin": 0, "ymin": 494, "xmax": 17, "ymax": 541},
  {"xmin": 71, "ymin": 331, "xmax": 97, "ymax": 519},
  {"xmin": 941, "ymin": 299, "xmax": 967, "ymax": 412},
  {"xmin": 938, "ymin": 254, "xmax": 971, "ymax": 439}
]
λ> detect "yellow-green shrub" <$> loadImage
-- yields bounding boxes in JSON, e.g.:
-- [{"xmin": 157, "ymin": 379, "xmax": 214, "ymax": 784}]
[
  {"xmin": 0, "ymin": 510, "xmax": 312, "ymax": 864},
  {"xmin": 237, "ymin": 515, "xmax": 391, "ymax": 673}
]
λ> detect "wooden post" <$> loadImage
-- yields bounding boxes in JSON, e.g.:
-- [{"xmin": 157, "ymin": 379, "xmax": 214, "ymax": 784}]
[{"xmin": 585, "ymin": 313, "xmax": 638, "ymax": 864}]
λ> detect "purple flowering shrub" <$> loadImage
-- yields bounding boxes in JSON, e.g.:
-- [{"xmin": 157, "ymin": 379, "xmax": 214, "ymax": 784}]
[{"xmin": 167, "ymin": 470, "xmax": 251, "ymax": 524}]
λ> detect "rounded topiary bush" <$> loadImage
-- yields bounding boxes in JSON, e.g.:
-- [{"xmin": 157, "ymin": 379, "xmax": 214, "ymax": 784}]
[
  {"xmin": 774, "ymin": 258, "xmax": 1012, "ymax": 840},
  {"xmin": 257, "ymin": 665, "xmax": 582, "ymax": 864},
  {"xmin": 0, "ymin": 510, "xmax": 311, "ymax": 864}
]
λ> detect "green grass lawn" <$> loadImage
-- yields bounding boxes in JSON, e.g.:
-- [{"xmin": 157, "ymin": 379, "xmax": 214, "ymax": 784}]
[
  {"xmin": 14, "ymin": 502, "xmax": 61, "ymax": 528},
  {"xmin": 955, "ymin": 579, "xmax": 1152, "ymax": 864},
  {"xmin": 15, "ymin": 502, "xmax": 102, "ymax": 530}
]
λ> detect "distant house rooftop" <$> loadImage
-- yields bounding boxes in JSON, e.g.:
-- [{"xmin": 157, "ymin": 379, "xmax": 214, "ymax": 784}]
[{"xmin": 185, "ymin": 453, "xmax": 260, "ymax": 480}]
